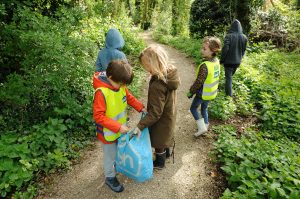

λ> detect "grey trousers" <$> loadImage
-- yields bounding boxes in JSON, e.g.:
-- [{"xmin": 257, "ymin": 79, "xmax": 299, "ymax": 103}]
[
  {"xmin": 102, "ymin": 142, "xmax": 117, "ymax": 178},
  {"xmin": 224, "ymin": 65, "xmax": 239, "ymax": 96}
]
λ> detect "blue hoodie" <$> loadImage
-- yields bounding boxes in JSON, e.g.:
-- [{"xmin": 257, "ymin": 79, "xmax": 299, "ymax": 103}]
[{"xmin": 95, "ymin": 28, "xmax": 127, "ymax": 72}]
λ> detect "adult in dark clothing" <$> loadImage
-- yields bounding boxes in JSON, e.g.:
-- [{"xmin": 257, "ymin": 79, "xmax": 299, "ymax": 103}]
[{"xmin": 220, "ymin": 19, "xmax": 247, "ymax": 97}]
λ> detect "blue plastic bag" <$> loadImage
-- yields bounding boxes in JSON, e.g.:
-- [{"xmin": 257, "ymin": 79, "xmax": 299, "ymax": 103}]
[{"xmin": 115, "ymin": 127, "xmax": 153, "ymax": 182}]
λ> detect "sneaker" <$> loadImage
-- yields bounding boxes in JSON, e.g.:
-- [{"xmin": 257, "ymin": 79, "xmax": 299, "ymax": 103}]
[{"xmin": 105, "ymin": 177, "xmax": 124, "ymax": 193}]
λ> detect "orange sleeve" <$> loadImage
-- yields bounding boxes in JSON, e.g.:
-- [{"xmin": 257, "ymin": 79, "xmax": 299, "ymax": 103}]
[
  {"xmin": 93, "ymin": 90, "xmax": 121, "ymax": 133},
  {"xmin": 125, "ymin": 87, "xmax": 144, "ymax": 112}
]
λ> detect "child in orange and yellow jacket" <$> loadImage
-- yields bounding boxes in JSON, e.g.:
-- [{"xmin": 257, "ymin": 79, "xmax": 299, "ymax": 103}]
[{"xmin": 93, "ymin": 60, "xmax": 145, "ymax": 193}]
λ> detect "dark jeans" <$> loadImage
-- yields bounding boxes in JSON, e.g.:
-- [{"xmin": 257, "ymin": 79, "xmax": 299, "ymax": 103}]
[
  {"xmin": 190, "ymin": 96, "xmax": 209, "ymax": 124},
  {"xmin": 224, "ymin": 64, "xmax": 239, "ymax": 97}
]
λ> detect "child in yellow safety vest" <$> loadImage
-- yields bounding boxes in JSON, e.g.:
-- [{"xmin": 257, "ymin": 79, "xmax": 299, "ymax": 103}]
[
  {"xmin": 187, "ymin": 37, "xmax": 222, "ymax": 137},
  {"xmin": 93, "ymin": 60, "xmax": 145, "ymax": 192}
]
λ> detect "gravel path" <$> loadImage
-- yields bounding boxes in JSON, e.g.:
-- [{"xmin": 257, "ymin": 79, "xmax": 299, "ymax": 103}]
[{"xmin": 39, "ymin": 31, "xmax": 225, "ymax": 199}]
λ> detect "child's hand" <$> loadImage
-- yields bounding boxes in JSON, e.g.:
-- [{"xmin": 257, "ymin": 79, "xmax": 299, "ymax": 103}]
[
  {"xmin": 119, "ymin": 125, "xmax": 130, "ymax": 134},
  {"xmin": 132, "ymin": 127, "xmax": 141, "ymax": 138},
  {"xmin": 141, "ymin": 108, "xmax": 147, "ymax": 114},
  {"xmin": 187, "ymin": 91, "xmax": 193, "ymax": 99}
]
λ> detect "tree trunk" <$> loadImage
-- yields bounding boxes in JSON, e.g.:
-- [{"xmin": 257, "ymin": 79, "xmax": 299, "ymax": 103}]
[
  {"xmin": 134, "ymin": 0, "xmax": 141, "ymax": 24},
  {"xmin": 172, "ymin": 0, "xmax": 188, "ymax": 35},
  {"xmin": 171, "ymin": 0, "xmax": 179, "ymax": 35},
  {"xmin": 125, "ymin": 0, "xmax": 132, "ymax": 16},
  {"xmin": 141, "ymin": 0, "xmax": 157, "ymax": 30}
]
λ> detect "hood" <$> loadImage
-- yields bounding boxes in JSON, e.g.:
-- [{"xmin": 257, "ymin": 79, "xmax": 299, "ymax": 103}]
[
  {"xmin": 166, "ymin": 67, "xmax": 180, "ymax": 90},
  {"xmin": 228, "ymin": 19, "xmax": 243, "ymax": 34},
  {"xmin": 105, "ymin": 28, "xmax": 125, "ymax": 49},
  {"xmin": 93, "ymin": 72, "xmax": 116, "ymax": 90}
]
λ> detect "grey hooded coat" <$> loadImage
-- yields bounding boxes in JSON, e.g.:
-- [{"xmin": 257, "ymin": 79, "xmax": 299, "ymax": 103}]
[{"xmin": 220, "ymin": 19, "xmax": 248, "ymax": 66}]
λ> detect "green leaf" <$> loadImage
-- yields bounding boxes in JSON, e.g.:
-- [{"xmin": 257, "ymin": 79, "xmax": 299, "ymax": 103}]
[{"xmin": 0, "ymin": 158, "xmax": 14, "ymax": 171}]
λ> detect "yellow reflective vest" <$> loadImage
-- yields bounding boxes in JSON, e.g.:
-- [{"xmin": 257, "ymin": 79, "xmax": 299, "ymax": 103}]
[
  {"xmin": 196, "ymin": 59, "xmax": 220, "ymax": 100},
  {"xmin": 95, "ymin": 87, "xmax": 127, "ymax": 141}
]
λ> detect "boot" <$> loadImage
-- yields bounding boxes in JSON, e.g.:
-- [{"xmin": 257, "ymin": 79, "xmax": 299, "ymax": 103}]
[
  {"xmin": 194, "ymin": 118, "xmax": 207, "ymax": 137},
  {"xmin": 153, "ymin": 151, "xmax": 166, "ymax": 169},
  {"xmin": 165, "ymin": 148, "xmax": 170, "ymax": 158},
  {"xmin": 206, "ymin": 123, "xmax": 209, "ymax": 130}
]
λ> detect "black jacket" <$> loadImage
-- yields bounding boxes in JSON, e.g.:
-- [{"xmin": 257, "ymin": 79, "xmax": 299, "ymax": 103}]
[{"xmin": 220, "ymin": 19, "xmax": 248, "ymax": 66}]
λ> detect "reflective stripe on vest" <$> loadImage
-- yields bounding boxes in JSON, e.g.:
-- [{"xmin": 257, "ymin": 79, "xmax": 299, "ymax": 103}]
[
  {"xmin": 196, "ymin": 60, "xmax": 220, "ymax": 100},
  {"xmin": 95, "ymin": 87, "xmax": 127, "ymax": 141}
]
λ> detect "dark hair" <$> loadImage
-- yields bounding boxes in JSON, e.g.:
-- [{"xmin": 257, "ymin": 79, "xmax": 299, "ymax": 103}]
[{"xmin": 107, "ymin": 60, "xmax": 134, "ymax": 85}]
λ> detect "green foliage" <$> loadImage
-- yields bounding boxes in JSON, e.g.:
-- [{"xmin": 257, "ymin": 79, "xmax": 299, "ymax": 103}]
[
  {"xmin": 242, "ymin": 50, "xmax": 300, "ymax": 141},
  {"xmin": 260, "ymin": 92, "xmax": 300, "ymax": 141},
  {"xmin": 152, "ymin": 0, "xmax": 172, "ymax": 35},
  {"xmin": 189, "ymin": 0, "xmax": 229, "ymax": 37},
  {"xmin": 212, "ymin": 125, "xmax": 300, "ymax": 198},
  {"xmin": 210, "ymin": 93, "xmax": 237, "ymax": 121},
  {"xmin": 0, "ymin": 118, "xmax": 69, "ymax": 197},
  {"xmin": 250, "ymin": 4, "xmax": 300, "ymax": 50},
  {"xmin": 0, "ymin": 1, "xmax": 146, "ymax": 197},
  {"xmin": 153, "ymin": 33, "xmax": 203, "ymax": 64},
  {"xmin": 151, "ymin": 0, "xmax": 190, "ymax": 36},
  {"xmin": 189, "ymin": 0, "xmax": 266, "ymax": 37},
  {"xmin": 232, "ymin": 81, "xmax": 255, "ymax": 117}
]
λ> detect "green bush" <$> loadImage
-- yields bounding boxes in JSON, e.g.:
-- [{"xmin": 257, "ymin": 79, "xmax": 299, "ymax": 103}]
[
  {"xmin": 0, "ymin": 118, "xmax": 69, "ymax": 197},
  {"xmin": 0, "ymin": 2, "xmax": 145, "ymax": 198},
  {"xmin": 189, "ymin": 0, "xmax": 229, "ymax": 37},
  {"xmin": 213, "ymin": 125, "xmax": 300, "ymax": 199},
  {"xmin": 210, "ymin": 93, "xmax": 236, "ymax": 121}
]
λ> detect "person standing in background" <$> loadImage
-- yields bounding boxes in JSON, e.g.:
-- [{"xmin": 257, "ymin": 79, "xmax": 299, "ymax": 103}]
[
  {"xmin": 95, "ymin": 28, "xmax": 127, "ymax": 74},
  {"xmin": 220, "ymin": 19, "xmax": 247, "ymax": 97}
]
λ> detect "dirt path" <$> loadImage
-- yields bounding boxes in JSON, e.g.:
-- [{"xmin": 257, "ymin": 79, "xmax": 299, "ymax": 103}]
[{"xmin": 40, "ymin": 32, "xmax": 224, "ymax": 199}]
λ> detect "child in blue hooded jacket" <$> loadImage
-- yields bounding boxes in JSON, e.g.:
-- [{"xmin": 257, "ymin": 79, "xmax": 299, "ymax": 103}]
[{"xmin": 95, "ymin": 28, "xmax": 127, "ymax": 73}]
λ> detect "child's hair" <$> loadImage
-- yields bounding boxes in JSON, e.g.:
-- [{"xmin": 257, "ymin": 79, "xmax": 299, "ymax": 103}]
[
  {"xmin": 139, "ymin": 45, "xmax": 175, "ymax": 81},
  {"xmin": 203, "ymin": 36, "xmax": 222, "ymax": 57},
  {"xmin": 107, "ymin": 60, "xmax": 134, "ymax": 85}
]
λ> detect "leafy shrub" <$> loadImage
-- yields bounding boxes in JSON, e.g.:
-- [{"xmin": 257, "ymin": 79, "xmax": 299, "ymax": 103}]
[
  {"xmin": 0, "ymin": 2, "xmax": 145, "ymax": 198},
  {"xmin": 189, "ymin": 0, "xmax": 229, "ymax": 37},
  {"xmin": 0, "ymin": 118, "xmax": 69, "ymax": 197},
  {"xmin": 210, "ymin": 92, "xmax": 236, "ymax": 121},
  {"xmin": 260, "ymin": 92, "xmax": 300, "ymax": 141},
  {"xmin": 250, "ymin": 7, "xmax": 300, "ymax": 50},
  {"xmin": 213, "ymin": 125, "xmax": 300, "ymax": 199},
  {"xmin": 233, "ymin": 82, "xmax": 255, "ymax": 116}
]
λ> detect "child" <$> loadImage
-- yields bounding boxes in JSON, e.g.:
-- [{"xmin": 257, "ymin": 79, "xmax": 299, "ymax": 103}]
[
  {"xmin": 93, "ymin": 60, "xmax": 144, "ymax": 192},
  {"xmin": 133, "ymin": 45, "xmax": 180, "ymax": 169},
  {"xmin": 95, "ymin": 28, "xmax": 127, "ymax": 74},
  {"xmin": 220, "ymin": 19, "xmax": 247, "ymax": 97},
  {"xmin": 187, "ymin": 36, "xmax": 221, "ymax": 137}
]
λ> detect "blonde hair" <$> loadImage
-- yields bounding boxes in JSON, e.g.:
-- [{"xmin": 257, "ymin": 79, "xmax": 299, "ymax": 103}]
[
  {"xmin": 139, "ymin": 45, "xmax": 174, "ymax": 81},
  {"xmin": 203, "ymin": 36, "xmax": 222, "ymax": 56}
]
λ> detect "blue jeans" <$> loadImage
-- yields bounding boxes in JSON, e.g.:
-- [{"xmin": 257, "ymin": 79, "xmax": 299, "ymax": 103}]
[
  {"xmin": 102, "ymin": 142, "xmax": 117, "ymax": 178},
  {"xmin": 224, "ymin": 65, "xmax": 239, "ymax": 97},
  {"xmin": 190, "ymin": 96, "xmax": 209, "ymax": 124}
]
